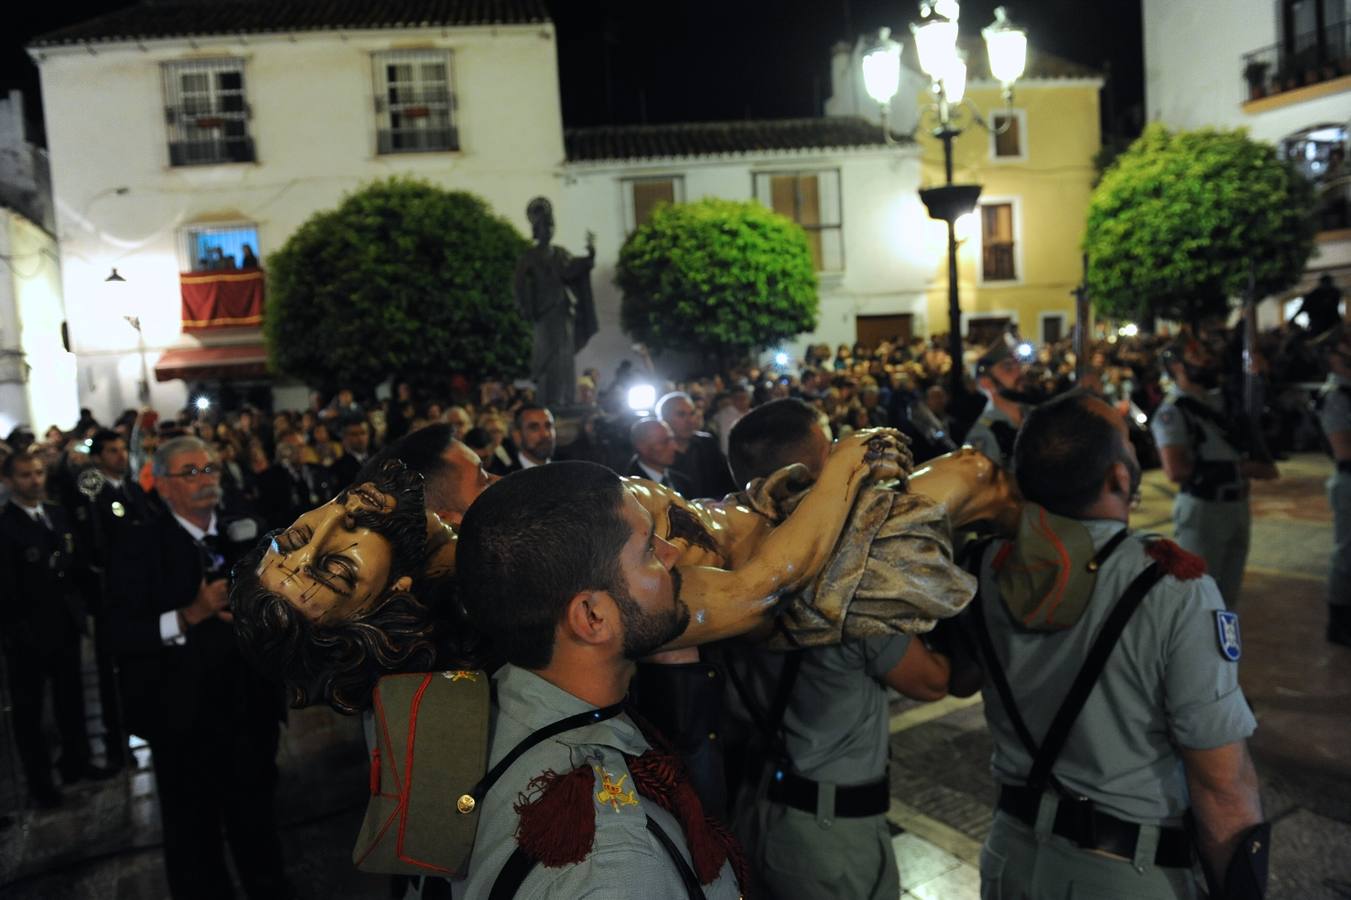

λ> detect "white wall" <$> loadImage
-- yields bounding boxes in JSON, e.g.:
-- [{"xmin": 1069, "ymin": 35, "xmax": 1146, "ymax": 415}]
[
  {"xmin": 0, "ymin": 210, "xmax": 79, "ymax": 434},
  {"xmin": 34, "ymin": 23, "xmax": 566, "ymax": 421},
  {"xmin": 563, "ymin": 144, "xmax": 935, "ymax": 379}
]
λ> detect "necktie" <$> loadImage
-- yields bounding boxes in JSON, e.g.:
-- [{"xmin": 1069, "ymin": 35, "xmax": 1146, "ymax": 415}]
[{"xmin": 35, "ymin": 508, "xmax": 52, "ymax": 530}]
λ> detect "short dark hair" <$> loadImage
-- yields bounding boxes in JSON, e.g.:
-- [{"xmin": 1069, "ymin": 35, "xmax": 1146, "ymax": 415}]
[
  {"xmin": 356, "ymin": 424, "xmax": 457, "ymax": 514},
  {"xmin": 456, "ymin": 461, "xmax": 630, "ymax": 669},
  {"xmin": 461, "ymin": 427, "xmax": 493, "ymax": 451},
  {"xmin": 90, "ymin": 429, "xmax": 124, "ymax": 457},
  {"xmin": 727, "ymin": 398, "xmax": 821, "ymax": 486},
  {"xmin": 1, "ymin": 450, "xmax": 41, "ymax": 478},
  {"xmin": 512, "ymin": 403, "xmax": 550, "ymax": 431},
  {"xmin": 1013, "ymin": 391, "xmax": 1125, "ymax": 516}
]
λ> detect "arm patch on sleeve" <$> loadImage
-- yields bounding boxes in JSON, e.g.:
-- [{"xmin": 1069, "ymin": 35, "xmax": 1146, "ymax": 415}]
[{"xmin": 1215, "ymin": 611, "xmax": 1241, "ymax": 661}]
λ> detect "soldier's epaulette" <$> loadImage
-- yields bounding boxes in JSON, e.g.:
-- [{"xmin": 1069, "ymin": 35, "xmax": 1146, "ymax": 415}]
[
  {"xmin": 1143, "ymin": 537, "xmax": 1207, "ymax": 580},
  {"xmin": 513, "ymin": 765, "xmax": 597, "ymax": 866}
]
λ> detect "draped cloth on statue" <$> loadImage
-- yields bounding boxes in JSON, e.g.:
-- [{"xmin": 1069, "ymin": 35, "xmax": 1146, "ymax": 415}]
[{"xmin": 738, "ymin": 476, "xmax": 977, "ymax": 649}]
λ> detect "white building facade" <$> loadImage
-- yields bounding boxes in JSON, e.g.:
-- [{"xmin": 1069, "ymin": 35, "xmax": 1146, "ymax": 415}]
[
  {"xmin": 562, "ymin": 120, "xmax": 935, "ymax": 376},
  {"xmin": 1143, "ymin": 0, "xmax": 1350, "ymax": 322},
  {"xmin": 30, "ymin": 1, "xmax": 566, "ymax": 422}
]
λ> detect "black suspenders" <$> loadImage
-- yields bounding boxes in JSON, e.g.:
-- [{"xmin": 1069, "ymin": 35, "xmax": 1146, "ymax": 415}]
[{"xmin": 971, "ymin": 534, "xmax": 1166, "ymax": 796}]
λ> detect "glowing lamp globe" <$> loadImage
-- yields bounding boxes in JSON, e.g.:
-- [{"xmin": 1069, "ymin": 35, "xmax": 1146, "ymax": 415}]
[
  {"xmin": 862, "ymin": 28, "xmax": 903, "ymax": 105},
  {"xmin": 983, "ymin": 7, "xmax": 1028, "ymax": 86}
]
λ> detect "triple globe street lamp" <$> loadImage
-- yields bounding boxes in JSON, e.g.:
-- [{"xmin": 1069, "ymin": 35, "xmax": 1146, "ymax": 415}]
[{"xmin": 862, "ymin": 1, "xmax": 1028, "ymax": 394}]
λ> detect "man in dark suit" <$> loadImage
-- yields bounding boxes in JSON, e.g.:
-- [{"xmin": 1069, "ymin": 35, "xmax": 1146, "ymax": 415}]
[
  {"xmin": 626, "ymin": 418, "xmax": 694, "ymax": 496},
  {"xmin": 327, "ymin": 416, "xmax": 372, "ymax": 489},
  {"xmin": 657, "ymin": 391, "xmax": 735, "ymax": 498},
  {"xmin": 255, "ymin": 431, "xmax": 334, "ymax": 531},
  {"xmin": 105, "ymin": 436, "xmax": 291, "ymax": 900},
  {"xmin": 0, "ymin": 451, "xmax": 104, "ymax": 808},
  {"xmin": 488, "ymin": 404, "xmax": 556, "ymax": 476},
  {"xmin": 75, "ymin": 429, "xmax": 151, "ymax": 770}
]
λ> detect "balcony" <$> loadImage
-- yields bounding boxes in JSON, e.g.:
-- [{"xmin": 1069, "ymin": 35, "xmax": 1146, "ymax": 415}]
[
  {"xmin": 1242, "ymin": 20, "xmax": 1351, "ymax": 106},
  {"xmin": 374, "ymin": 88, "xmax": 458, "ymax": 154},
  {"xmin": 165, "ymin": 100, "xmax": 255, "ymax": 166}
]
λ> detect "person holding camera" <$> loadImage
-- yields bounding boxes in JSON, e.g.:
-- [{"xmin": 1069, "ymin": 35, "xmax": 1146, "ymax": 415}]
[
  {"xmin": 965, "ymin": 335, "xmax": 1033, "ymax": 470},
  {"xmin": 105, "ymin": 436, "xmax": 291, "ymax": 900}
]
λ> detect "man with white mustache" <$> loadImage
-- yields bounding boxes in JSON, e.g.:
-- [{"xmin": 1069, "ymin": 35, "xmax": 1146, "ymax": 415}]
[{"xmin": 105, "ymin": 436, "xmax": 294, "ymax": 900}]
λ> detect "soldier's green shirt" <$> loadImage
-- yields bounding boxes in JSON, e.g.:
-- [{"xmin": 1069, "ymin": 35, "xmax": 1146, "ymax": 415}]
[
  {"xmin": 977, "ymin": 520, "xmax": 1256, "ymax": 826},
  {"xmin": 964, "ymin": 397, "xmax": 1021, "ymax": 470},
  {"xmin": 457, "ymin": 665, "xmax": 741, "ymax": 900},
  {"xmin": 1150, "ymin": 386, "xmax": 1240, "ymax": 463}
]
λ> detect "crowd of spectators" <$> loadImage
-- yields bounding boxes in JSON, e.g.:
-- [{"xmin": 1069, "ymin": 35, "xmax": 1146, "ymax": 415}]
[{"xmin": 0, "ymin": 316, "xmax": 1335, "ymax": 525}]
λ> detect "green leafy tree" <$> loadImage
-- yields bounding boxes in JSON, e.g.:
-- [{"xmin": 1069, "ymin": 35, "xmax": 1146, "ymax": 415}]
[
  {"xmin": 265, "ymin": 177, "xmax": 529, "ymax": 392},
  {"xmin": 1084, "ymin": 124, "xmax": 1317, "ymax": 326},
  {"xmin": 616, "ymin": 198, "xmax": 818, "ymax": 367}
]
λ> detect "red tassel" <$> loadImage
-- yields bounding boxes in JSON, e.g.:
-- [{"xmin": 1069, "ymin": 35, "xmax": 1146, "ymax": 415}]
[
  {"xmin": 627, "ymin": 751, "xmax": 737, "ymax": 887},
  {"xmin": 368, "ymin": 747, "xmax": 380, "ymax": 795},
  {"xmin": 1146, "ymin": 539, "xmax": 1207, "ymax": 580},
  {"xmin": 513, "ymin": 767, "xmax": 596, "ymax": 867}
]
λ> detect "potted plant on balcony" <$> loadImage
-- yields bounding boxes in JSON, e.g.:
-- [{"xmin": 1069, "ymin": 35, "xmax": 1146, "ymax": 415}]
[{"xmin": 1243, "ymin": 59, "xmax": 1269, "ymax": 99}]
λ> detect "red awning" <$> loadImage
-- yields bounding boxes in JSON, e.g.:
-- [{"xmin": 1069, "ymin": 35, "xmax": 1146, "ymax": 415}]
[{"xmin": 154, "ymin": 344, "xmax": 269, "ymax": 382}]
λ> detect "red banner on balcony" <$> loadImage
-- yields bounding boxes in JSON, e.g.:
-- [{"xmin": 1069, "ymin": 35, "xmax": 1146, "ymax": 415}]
[{"xmin": 180, "ymin": 268, "xmax": 265, "ymax": 331}]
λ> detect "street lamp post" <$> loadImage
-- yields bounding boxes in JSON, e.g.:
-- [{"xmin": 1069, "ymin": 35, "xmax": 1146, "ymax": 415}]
[
  {"xmin": 105, "ymin": 267, "xmax": 151, "ymax": 404},
  {"xmin": 863, "ymin": 3, "xmax": 1027, "ymax": 394}
]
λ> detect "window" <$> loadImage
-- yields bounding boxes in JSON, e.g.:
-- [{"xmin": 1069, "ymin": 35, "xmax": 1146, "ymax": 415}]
[
  {"xmin": 980, "ymin": 202, "xmax": 1018, "ymax": 282},
  {"xmin": 180, "ymin": 224, "xmax": 261, "ymax": 273},
  {"xmin": 754, "ymin": 170, "xmax": 844, "ymax": 271},
  {"xmin": 990, "ymin": 111, "xmax": 1026, "ymax": 160},
  {"xmin": 373, "ymin": 50, "xmax": 458, "ymax": 154},
  {"xmin": 623, "ymin": 177, "xmax": 683, "ymax": 233},
  {"xmin": 162, "ymin": 59, "xmax": 254, "ymax": 166}
]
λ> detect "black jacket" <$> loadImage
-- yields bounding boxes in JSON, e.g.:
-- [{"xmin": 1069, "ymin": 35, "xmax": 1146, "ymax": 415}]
[
  {"xmin": 625, "ymin": 458, "xmax": 695, "ymax": 498},
  {"xmin": 104, "ymin": 496, "xmax": 281, "ymax": 739},
  {"xmin": 671, "ymin": 431, "xmax": 735, "ymax": 499},
  {"xmin": 0, "ymin": 501, "xmax": 85, "ymax": 657}
]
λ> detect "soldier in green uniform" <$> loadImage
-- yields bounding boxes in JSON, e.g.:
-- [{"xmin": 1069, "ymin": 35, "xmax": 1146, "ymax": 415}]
[
  {"xmin": 722, "ymin": 399, "xmax": 958, "ymax": 900},
  {"xmin": 974, "ymin": 392, "xmax": 1268, "ymax": 899},
  {"xmin": 965, "ymin": 334, "xmax": 1031, "ymax": 470},
  {"xmin": 1316, "ymin": 324, "xmax": 1351, "ymax": 647},
  {"xmin": 454, "ymin": 461, "xmax": 746, "ymax": 899},
  {"xmin": 1151, "ymin": 337, "xmax": 1278, "ymax": 609}
]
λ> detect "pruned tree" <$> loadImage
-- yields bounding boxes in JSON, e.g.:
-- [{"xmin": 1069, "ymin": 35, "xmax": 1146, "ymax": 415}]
[
  {"xmin": 1084, "ymin": 124, "xmax": 1317, "ymax": 326},
  {"xmin": 265, "ymin": 177, "xmax": 530, "ymax": 392},
  {"xmin": 616, "ymin": 198, "xmax": 818, "ymax": 368}
]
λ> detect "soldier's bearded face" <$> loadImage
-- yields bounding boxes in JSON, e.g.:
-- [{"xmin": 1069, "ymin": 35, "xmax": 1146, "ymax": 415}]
[
  {"xmin": 611, "ymin": 489, "xmax": 690, "ymax": 658},
  {"xmin": 254, "ymin": 462, "xmax": 427, "ymax": 624}
]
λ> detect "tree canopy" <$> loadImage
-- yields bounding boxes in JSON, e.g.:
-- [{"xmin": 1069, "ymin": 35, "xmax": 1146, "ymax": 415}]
[
  {"xmin": 1083, "ymin": 124, "xmax": 1317, "ymax": 325},
  {"xmin": 616, "ymin": 198, "xmax": 818, "ymax": 365},
  {"xmin": 265, "ymin": 177, "xmax": 530, "ymax": 392}
]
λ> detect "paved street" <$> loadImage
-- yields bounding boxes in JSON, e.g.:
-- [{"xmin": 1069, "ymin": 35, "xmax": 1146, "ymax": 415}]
[{"xmin": 0, "ymin": 454, "xmax": 1343, "ymax": 899}]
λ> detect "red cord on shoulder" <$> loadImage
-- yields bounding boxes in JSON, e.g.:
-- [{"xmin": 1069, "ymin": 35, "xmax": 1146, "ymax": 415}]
[
  {"xmin": 1146, "ymin": 539, "xmax": 1207, "ymax": 580},
  {"xmin": 513, "ymin": 766, "xmax": 597, "ymax": 867}
]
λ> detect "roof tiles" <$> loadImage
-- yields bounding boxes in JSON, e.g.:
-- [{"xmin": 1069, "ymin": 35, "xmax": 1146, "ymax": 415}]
[{"xmin": 565, "ymin": 117, "xmax": 908, "ymax": 163}]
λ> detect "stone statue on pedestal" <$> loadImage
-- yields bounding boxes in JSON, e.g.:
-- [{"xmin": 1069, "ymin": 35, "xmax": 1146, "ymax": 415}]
[{"xmin": 513, "ymin": 197, "xmax": 598, "ymax": 408}]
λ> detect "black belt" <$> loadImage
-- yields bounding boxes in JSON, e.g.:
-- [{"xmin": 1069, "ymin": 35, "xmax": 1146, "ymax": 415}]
[
  {"xmin": 1181, "ymin": 481, "xmax": 1248, "ymax": 502},
  {"xmin": 768, "ymin": 768, "xmax": 889, "ymax": 819},
  {"xmin": 998, "ymin": 785, "xmax": 1192, "ymax": 868},
  {"xmin": 1339, "ymin": 460, "xmax": 1351, "ymax": 474}
]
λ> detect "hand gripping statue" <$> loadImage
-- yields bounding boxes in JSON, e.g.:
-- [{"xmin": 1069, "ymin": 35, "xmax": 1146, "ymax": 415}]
[
  {"xmin": 231, "ymin": 424, "xmax": 1018, "ymax": 715},
  {"xmin": 514, "ymin": 197, "xmax": 598, "ymax": 408}
]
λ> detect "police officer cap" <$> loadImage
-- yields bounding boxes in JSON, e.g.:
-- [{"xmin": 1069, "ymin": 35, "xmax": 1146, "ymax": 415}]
[{"xmin": 975, "ymin": 332, "xmax": 1018, "ymax": 375}]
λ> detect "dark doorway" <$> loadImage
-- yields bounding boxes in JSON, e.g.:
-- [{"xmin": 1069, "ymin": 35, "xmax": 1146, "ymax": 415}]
[
  {"xmin": 1041, "ymin": 314, "xmax": 1064, "ymax": 344},
  {"xmin": 966, "ymin": 316, "xmax": 1011, "ymax": 347},
  {"xmin": 855, "ymin": 313, "xmax": 913, "ymax": 350}
]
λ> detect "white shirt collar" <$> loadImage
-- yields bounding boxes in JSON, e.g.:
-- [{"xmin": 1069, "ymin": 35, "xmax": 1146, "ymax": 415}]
[
  {"xmin": 13, "ymin": 500, "xmax": 44, "ymax": 521},
  {"xmin": 636, "ymin": 460, "xmax": 668, "ymax": 483},
  {"xmin": 517, "ymin": 452, "xmax": 546, "ymax": 470},
  {"xmin": 172, "ymin": 510, "xmax": 218, "ymax": 542}
]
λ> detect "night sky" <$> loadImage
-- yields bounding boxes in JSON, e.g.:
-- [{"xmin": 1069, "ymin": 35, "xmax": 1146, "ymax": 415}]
[{"xmin": 3, "ymin": 0, "xmax": 1143, "ymax": 143}]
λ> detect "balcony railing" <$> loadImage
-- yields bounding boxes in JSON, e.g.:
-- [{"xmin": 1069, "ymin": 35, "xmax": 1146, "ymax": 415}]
[
  {"xmin": 377, "ymin": 126, "xmax": 460, "ymax": 155},
  {"xmin": 165, "ymin": 100, "xmax": 255, "ymax": 166},
  {"xmin": 1242, "ymin": 20, "xmax": 1351, "ymax": 101}
]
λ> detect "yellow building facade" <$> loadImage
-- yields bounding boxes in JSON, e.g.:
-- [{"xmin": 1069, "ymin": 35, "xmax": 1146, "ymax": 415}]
[{"xmin": 918, "ymin": 67, "xmax": 1103, "ymax": 347}]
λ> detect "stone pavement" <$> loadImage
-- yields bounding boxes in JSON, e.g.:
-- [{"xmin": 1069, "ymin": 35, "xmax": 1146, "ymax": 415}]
[{"xmin": 0, "ymin": 455, "xmax": 1343, "ymax": 898}]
